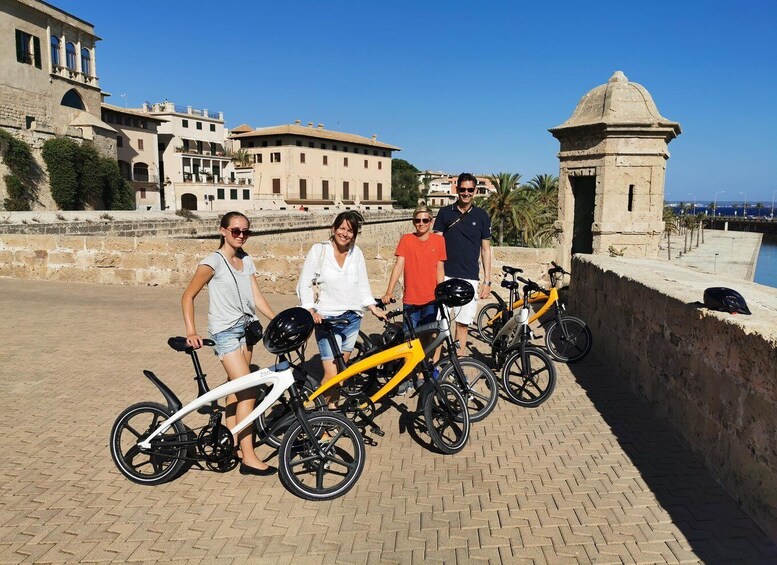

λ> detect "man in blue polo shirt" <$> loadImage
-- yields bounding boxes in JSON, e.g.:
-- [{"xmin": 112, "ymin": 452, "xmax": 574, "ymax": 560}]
[{"xmin": 433, "ymin": 172, "xmax": 492, "ymax": 357}]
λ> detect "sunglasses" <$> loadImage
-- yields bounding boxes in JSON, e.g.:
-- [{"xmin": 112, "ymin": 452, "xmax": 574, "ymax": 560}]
[
  {"xmin": 228, "ymin": 228, "xmax": 252, "ymax": 238},
  {"xmin": 413, "ymin": 218, "xmax": 432, "ymax": 224},
  {"xmin": 458, "ymin": 187, "xmax": 475, "ymax": 194}
]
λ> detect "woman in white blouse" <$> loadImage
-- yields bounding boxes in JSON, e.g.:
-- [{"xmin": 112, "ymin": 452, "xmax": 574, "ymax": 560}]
[{"xmin": 297, "ymin": 211, "xmax": 386, "ymax": 407}]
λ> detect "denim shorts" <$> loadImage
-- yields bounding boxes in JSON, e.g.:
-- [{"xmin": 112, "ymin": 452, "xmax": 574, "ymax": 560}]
[
  {"xmin": 315, "ymin": 310, "xmax": 362, "ymax": 361},
  {"xmin": 209, "ymin": 317, "xmax": 249, "ymax": 359},
  {"xmin": 403, "ymin": 303, "xmax": 438, "ymax": 332}
]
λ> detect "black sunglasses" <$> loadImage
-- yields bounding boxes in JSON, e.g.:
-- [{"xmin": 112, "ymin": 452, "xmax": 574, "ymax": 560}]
[
  {"xmin": 458, "ymin": 187, "xmax": 475, "ymax": 194},
  {"xmin": 228, "ymin": 228, "xmax": 252, "ymax": 238},
  {"xmin": 413, "ymin": 218, "xmax": 431, "ymax": 224}
]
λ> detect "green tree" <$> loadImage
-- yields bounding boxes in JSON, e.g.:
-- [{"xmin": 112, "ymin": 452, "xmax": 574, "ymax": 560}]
[
  {"xmin": 42, "ymin": 137, "xmax": 79, "ymax": 209},
  {"xmin": 0, "ymin": 129, "xmax": 40, "ymax": 211},
  {"xmin": 484, "ymin": 172, "xmax": 522, "ymax": 246},
  {"xmin": 76, "ymin": 142, "xmax": 104, "ymax": 207},
  {"xmin": 391, "ymin": 158, "xmax": 420, "ymax": 208},
  {"xmin": 522, "ymin": 174, "xmax": 559, "ymax": 247},
  {"xmin": 100, "ymin": 157, "xmax": 134, "ymax": 210}
]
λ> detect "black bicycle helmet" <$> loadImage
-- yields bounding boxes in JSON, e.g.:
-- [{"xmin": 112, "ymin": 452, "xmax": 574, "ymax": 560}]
[
  {"xmin": 435, "ymin": 278, "xmax": 475, "ymax": 307},
  {"xmin": 263, "ymin": 307, "xmax": 315, "ymax": 354},
  {"xmin": 703, "ymin": 287, "xmax": 751, "ymax": 315}
]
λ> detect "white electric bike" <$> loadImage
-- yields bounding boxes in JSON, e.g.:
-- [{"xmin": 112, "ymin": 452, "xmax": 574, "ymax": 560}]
[{"xmin": 109, "ymin": 308, "xmax": 365, "ymax": 501}]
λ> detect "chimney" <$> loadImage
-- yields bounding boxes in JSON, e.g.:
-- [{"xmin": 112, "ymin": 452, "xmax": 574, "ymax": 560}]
[
  {"xmin": 294, "ymin": 119, "xmax": 301, "ymax": 125},
  {"xmin": 317, "ymin": 123, "xmax": 324, "ymax": 129},
  {"xmin": 307, "ymin": 122, "xmax": 314, "ymax": 128},
  {"xmin": 371, "ymin": 135, "xmax": 377, "ymax": 141}
]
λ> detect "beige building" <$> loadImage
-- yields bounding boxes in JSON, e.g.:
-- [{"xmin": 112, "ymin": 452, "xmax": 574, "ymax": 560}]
[
  {"xmin": 550, "ymin": 71, "xmax": 681, "ymax": 267},
  {"xmin": 147, "ymin": 101, "xmax": 234, "ymax": 212},
  {"xmin": 231, "ymin": 121, "xmax": 399, "ymax": 210},
  {"xmin": 1, "ymin": 0, "xmax": 115, "ymax": 207},
  {"xmin": 419, "ymin": 172, "xmax": 495, "ymax": 207},
  {"xmin": 101, "ymin": 104, "xmax": 165, "ymax": 210}
]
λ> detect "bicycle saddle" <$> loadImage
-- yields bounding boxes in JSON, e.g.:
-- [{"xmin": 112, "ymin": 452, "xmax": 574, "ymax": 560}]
[
  {"xmin": 502, "ymin": 266, "xmax": 523, "ymax": 275},
  {"xmin": 167, "ymin": 336, "xmax": 215, "ymax": 352},
  {"xmin": 319, "ymin": 316, "xmax": 351, "ymax": 329}
]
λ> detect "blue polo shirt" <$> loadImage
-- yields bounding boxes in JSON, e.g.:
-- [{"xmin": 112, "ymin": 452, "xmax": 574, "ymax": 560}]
[{"xmin": 433, "ymin": 204, "xmax": 491, "ymax": 280}]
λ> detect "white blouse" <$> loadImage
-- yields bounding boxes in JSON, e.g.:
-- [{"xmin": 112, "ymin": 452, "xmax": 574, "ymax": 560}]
[{"xmin": 296, "ymin": 242, "xmax": 376, "ymax": 316}]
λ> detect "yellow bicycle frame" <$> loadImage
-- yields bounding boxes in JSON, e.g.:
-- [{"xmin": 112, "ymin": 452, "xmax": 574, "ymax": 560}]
[
  {"xmin": 308, "ymin": 338, "xmax": 426, "ymax": 406},
  {"xmin": 486, "ymin": 286, "xmax": 560, "ymax": 327}
]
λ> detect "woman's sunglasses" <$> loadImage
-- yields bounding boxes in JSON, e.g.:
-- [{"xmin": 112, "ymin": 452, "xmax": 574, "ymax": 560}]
[
  {"xmin": 228, "ymin": 228, "xmax": 252, "ymax": 238},
  {"xmin": 413, "ymin": 218, "xmax": 432, "ymax": 224}
]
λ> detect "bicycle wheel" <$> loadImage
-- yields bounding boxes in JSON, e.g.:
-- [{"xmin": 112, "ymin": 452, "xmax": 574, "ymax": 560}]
[
  {"xmin": 501, "ymin": 347, "xmax": 556, "ymax": 407},
  {"xmin": 278, "ymin": 411, "xmax": 365, "ymax": 501},
  {"xmin": 476, "ymin": 303, "xmax": 502, "ymax": 345},
  {"xmin": 423, "ymin": 382, "xmax": 470, "ymax": 454},
  {"xmin": 544, "ymin": 316, "xmax": 592, "ymax": 363},
  {"xmin": 110, "ymin": 402, "xmax": 186, "ymax": 485},
  {"xmin": 255, "ymin": 377, "xmax": 324, "ymax": 449},
  {"xmin": 439, "ymin": 357, "xmax": 498, "ymax": 423}
]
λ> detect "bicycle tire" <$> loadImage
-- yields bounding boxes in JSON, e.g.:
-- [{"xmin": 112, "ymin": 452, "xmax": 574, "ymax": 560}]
[
  {"xmin": 423, "ymin": 382, "xmax": 470, "ymax": 454},
  {"xmin": 278, "ymin": 411, "xmax": 365, "ymax": 501},
  {"xmin": 110, "ymin": 402, "xmax": 187, "ymax": 485},
  {"xmin": 439, "ymin": 357, "xmax": 498, "ymax": 423},
  {"xmin": 476, "ymin": 303, "xmax": 502, "ymax": 345},
  {"xmin": 544, "ymin": 316, "xmax": 592, "ymax": 363},
  {"xmin": 501, "ymin": 347, "xmax": 556, "ymax": 407},
  {"xmin": 254, "ymin": 377, "xmax": 324, "ymax": 449}
]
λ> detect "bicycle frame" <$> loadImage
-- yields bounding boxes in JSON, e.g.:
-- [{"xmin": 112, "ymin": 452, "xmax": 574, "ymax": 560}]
[
  {"xmin": 487, "ymin": 286, "xmax": 559, "ymax": 328},
  {"xmin": 139, "ymin": 361, "xmax": 300, "ymax": 450},
  {"xmin": 307, "ymin": 339, "xmax": 426, "ymax": 407}
]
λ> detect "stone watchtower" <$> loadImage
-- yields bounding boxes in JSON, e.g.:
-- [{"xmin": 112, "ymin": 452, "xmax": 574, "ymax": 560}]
[{"xmin": 549, "ymin": 71, "xmax": 681, "ymax": 268}]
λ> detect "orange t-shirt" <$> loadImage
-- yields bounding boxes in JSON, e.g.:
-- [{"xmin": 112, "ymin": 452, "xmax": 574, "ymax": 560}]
[{"xmin": 395, "ymin": 232, "xmax": 447, "ymax": 305}]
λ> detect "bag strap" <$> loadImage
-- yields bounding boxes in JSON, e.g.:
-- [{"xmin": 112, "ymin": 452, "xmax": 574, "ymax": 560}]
[
  {"xmin": 216, "ymin": 252, "xmax": 252, "ymax": 318},
  {"xmin": 311, "ymin": 241, "xmax": 328, "ymax": 286},
  {"xmin": 444, "ymin": 205, "xmax": 472, "ymax": 233}
]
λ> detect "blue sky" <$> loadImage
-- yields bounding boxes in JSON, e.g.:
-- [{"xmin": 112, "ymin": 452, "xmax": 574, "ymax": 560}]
[{"xmin": 58, "ymin": 0, "xmax": 777, "ymax": 203}]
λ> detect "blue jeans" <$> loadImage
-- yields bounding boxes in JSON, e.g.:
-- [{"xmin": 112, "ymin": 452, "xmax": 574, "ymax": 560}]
[
  {"xmin": 209, "ymin": 316, "xmax": 250, "ymax": 358},
  {"xmin": 315, "ymin": 310, "xmax": 362, "ymax": 361},
  {"xmin": 403, "ymin": 303, "xmax": 438, "ymax": 332}
]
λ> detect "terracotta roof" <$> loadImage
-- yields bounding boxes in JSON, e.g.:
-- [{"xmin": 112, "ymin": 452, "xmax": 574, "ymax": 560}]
[
  {"xmin": 69, "ymin": 111, "xmax": 116, "ymax": 133},
  {"xmin": 230, "ymin": 124, "xmax": 253, "ymax": 133},
  {"xmin": 101, "ymin": 103, "xmax": 167, "ymax": 123},
  {"xmin": 230, "ymin": 124, "xmax": 400, "ymax": 151}
]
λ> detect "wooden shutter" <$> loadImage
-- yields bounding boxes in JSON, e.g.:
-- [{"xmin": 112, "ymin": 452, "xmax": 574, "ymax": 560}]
[
  {"xmin": 16, "ymin": 30, "xmax": 24, "ymax": 63},
  {"xmin": 33, "ymin": 36, "xmax": 41, "ymax": 68}
]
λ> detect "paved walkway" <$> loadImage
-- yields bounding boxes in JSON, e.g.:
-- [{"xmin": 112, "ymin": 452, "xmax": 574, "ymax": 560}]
[
  {"xmin": 0, "ymin": 278, "xmax": 775, "ymax": 564},
  {"xmin": 660, "ymin": 228, "xmax": 762, "ymax": 281}
]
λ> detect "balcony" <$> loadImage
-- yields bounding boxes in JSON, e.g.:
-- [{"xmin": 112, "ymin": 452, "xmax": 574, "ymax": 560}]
[{"xmin": 130, "ymin": 174, "xmax": 159, "ymax": 184}]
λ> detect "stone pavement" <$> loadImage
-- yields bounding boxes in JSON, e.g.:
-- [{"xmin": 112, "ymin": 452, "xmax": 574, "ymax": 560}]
[
  {"xmin": 661, "ymin": 229, "xmax": 762, "ymax": 281},
  {"xmin": 0, "ymin": 278, "xmax": 775, "ymax": 564}
]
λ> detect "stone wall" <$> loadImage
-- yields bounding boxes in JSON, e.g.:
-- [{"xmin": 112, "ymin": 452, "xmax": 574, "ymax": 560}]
[
  {"xmin": 569, "ymin": 254, "xmax": 777, "ymax": 538},
  {"xmin": 0, "ymin": 226, "xmax": 556, "ymax": 294}
]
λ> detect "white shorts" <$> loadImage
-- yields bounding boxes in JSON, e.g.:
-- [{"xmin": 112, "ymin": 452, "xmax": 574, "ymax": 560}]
[{"xmin": 444, "ymin": 276, "xmax": 479, "ymax": 326}]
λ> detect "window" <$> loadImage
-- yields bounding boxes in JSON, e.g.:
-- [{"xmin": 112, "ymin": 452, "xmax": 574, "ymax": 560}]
[
  {"xmin": 272, "ymin": 178, "xmax": 281, "ymax": 194},
  {"xmin": 25, "ymin": 116, "xmax": 34, "ymax": 129},
  {"xmin": 382, "ymin": 151, "xmax": 387, "ymax": 157},
  {"xmin": 332, "ymin": 145, "xmax": 338, "ymax": 151},
  {"xmin": 276, "ymin": 139, "xmax": 282, "ymax": 146},
  {"xmin": 262, "ymin": 141, "xmax": 268, "ymax": 147},
  {"xmin": 217, "ymin": 188, "xmax": 225, "ymax": 200},
  {"xmin": 363, "ymin": 182, "xmax": 369, "ymax": 199},
  {"xmin": 248, "ymin": 141, "xmax": 254, "ymax": 148},
  {"xmin": 323, "ymin": 155, "xmax": 328, "ymax": 165},
  {"xmin": 243, "ymin": 189, "xmax": 250, "ymax": 200},
  {"xmin": 116, "ymin": 136, "xmax": 123, "ymax": 148},
  {"xmin": 378, "ymin": 161, "xmax": 382, "ymax": 170},
  {"xmin": 300, "ymin": 153, "xmax": 306, "ymax": 164},
  {"xmin": 377, "ymin": 183, "xmax": 383, "ymax": 200},
  {"xmin": 182, "ymin": 119, "xmax": 188, "ymax": 128},
  {"xmin": 320, "ymin": 143, "xmax": 326, "ymax": 149},
  {"xmin": 133, "ymin": 163, "xmax": 149, "ymax": 182},
  {"xmin": 196, "ymin": 122, "xmax": 202, "ymax": 130},
  {"xmin": 300, "ymin": 179, "xmax": 307, "ymax": 199},
  {"xmin": 60, "ymin": 89, "xmax": 84, "ymax": 110},
  {"xmin": 362, "ymin": 148, "xmax": 368, "ymax": 154},
  {"xmin": 343, "ymin": 146, "xmax": 348, "ymax": 153},
  {"xmin": 210, "ymin": 124, "xmax": 215, "ymax": 132},
  {"xmin": 65, "ymin": 41, "xmax": 76, "ymax": 70},
  {"xmin": 322, "ymin": 180, "xmax": 330, "ymax": 200},
  {"xmin": 138, "ymin": 139, "xmax": 144, "ymax": 150},
  {"xmin": 373, "ymin": 150, "xmax": 378, "ymax": 156},
  {"xmin": 15, "ymin": 30, "xmax": 41, "ymax": 69},
  {"xmin": 343, "ymin": 181, "xmax": 350, "ymax": 199},
  {"xmin": 210, "ymin": 142, "xmax": 216, "ymax": 155},
  {"xmin": 230, "ymin": 189, "xmax": 238, "ymax": 199},
  {"xmin": 271, "ymin": 152, "xmax": 281, "ymax": 163},
  {"xmin": 296, "ymin": 140, "xmax": 302, "ymax": 147},
  {"xmin": 196, "ymin": 140, "xmax": 203, "ymax": 153},
  {"xmin": 344, "ymin": 157, "xmax": 349, "ymax": 167},
  {"xmin": 140, "ymin": 188, "xmax": 147, "ymax": 198},
  {"xmin": 308, "ymin": 141, "xmax": 314, "ymax": 148},
  {"xmin": 255, "ymin": 154, "xmax": 262, "ymax": 164},
  {"xmin": 628, "ymin": 185, "xmax": 634, "ymax": 212},
  {"xmin": 81, "ymin": 48, "xmax": 90, "ymax": 75},
  {"xmin": 50, "ymin": 36, "xmax": 60, "ymax": 66},
  {"xmin": 364, "ymin": 160, "xmax": 368, "ymax": 169}
]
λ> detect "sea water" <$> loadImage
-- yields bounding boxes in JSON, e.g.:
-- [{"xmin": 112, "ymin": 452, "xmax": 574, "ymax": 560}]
[{"xmin": 754, "ymin": 234, "xmax": 777, "ymax": 289}]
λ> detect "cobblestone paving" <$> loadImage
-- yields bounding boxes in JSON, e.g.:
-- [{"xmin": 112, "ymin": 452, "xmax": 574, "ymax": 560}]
[{"xmin": 1, "ymin": 279, "xmax": 775, "ymax": 564}]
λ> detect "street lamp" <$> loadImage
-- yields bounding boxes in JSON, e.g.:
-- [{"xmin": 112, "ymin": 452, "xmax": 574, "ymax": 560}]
[
  {"xmin": 688, "ymin": 193, "xmax": 696, "ymax": 214},
  {"xmin": 771, "ymin": 189, "xmax": 777, "ymax": 220},
  {"xmin": 713, "ymin": 190, "xmax": 725, "ymax": 216},
  {"xmin": 739, "ymin": 191, "xmax": 747, "ymax": 217}
]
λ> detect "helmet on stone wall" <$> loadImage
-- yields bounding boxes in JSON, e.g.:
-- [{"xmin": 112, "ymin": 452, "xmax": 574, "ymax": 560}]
[
  {"xmin": 263, "ymin": 307, "xmax": 315, "ymax": 354},
  {"xmin": 435, "ymin": 278, "xmax": 475, "ymax": 307},
  {"xmin": 703, "ymin": 287, "xmax": 751, "ymax": 315}
]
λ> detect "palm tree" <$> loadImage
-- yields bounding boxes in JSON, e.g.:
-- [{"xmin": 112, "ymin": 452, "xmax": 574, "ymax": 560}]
[
  {"xmin": 523, "ymin": 174, "xmax": 559, "ymax": 247},
  {"xmin": 230, "ymin": 149, "xmax": 251, "ymax": 168},
  {"xmin": 484, "ymin": 172, "xmax": 522, "ymax": 246},
  {"xmin": 695, "ymin": 212, "xmax": 706, "ymax": 246},
  {"xmin": 663, "ymin": 206, "xmax": 678, "ymax": 260}
]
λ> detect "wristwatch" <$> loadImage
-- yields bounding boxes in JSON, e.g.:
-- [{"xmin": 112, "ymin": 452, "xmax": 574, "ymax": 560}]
[{"xmin": 483, "ymin": 281, "xmax": 491, "ymax": 286}]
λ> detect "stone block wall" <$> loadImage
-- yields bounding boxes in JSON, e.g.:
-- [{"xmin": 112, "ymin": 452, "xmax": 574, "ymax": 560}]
[{"xmin": 569, "ymin": 254, "xmax": 777, "ymax": 538}]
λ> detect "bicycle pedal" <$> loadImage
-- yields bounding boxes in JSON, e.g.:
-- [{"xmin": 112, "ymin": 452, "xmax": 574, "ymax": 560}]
[{"xmin": 372, "ymin": 427, "xmax": 385, "ymax": 437}]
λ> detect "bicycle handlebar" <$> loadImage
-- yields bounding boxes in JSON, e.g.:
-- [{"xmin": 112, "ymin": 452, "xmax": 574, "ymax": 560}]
[{"xmin": 375, "ymin": 297, "xmax": 396, "ymax": 309}]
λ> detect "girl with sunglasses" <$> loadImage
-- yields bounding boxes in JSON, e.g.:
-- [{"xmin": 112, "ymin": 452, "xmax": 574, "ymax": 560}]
[{"xmin": 182, "ymin": 211, "xmax": 276, "ymax": 476}]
